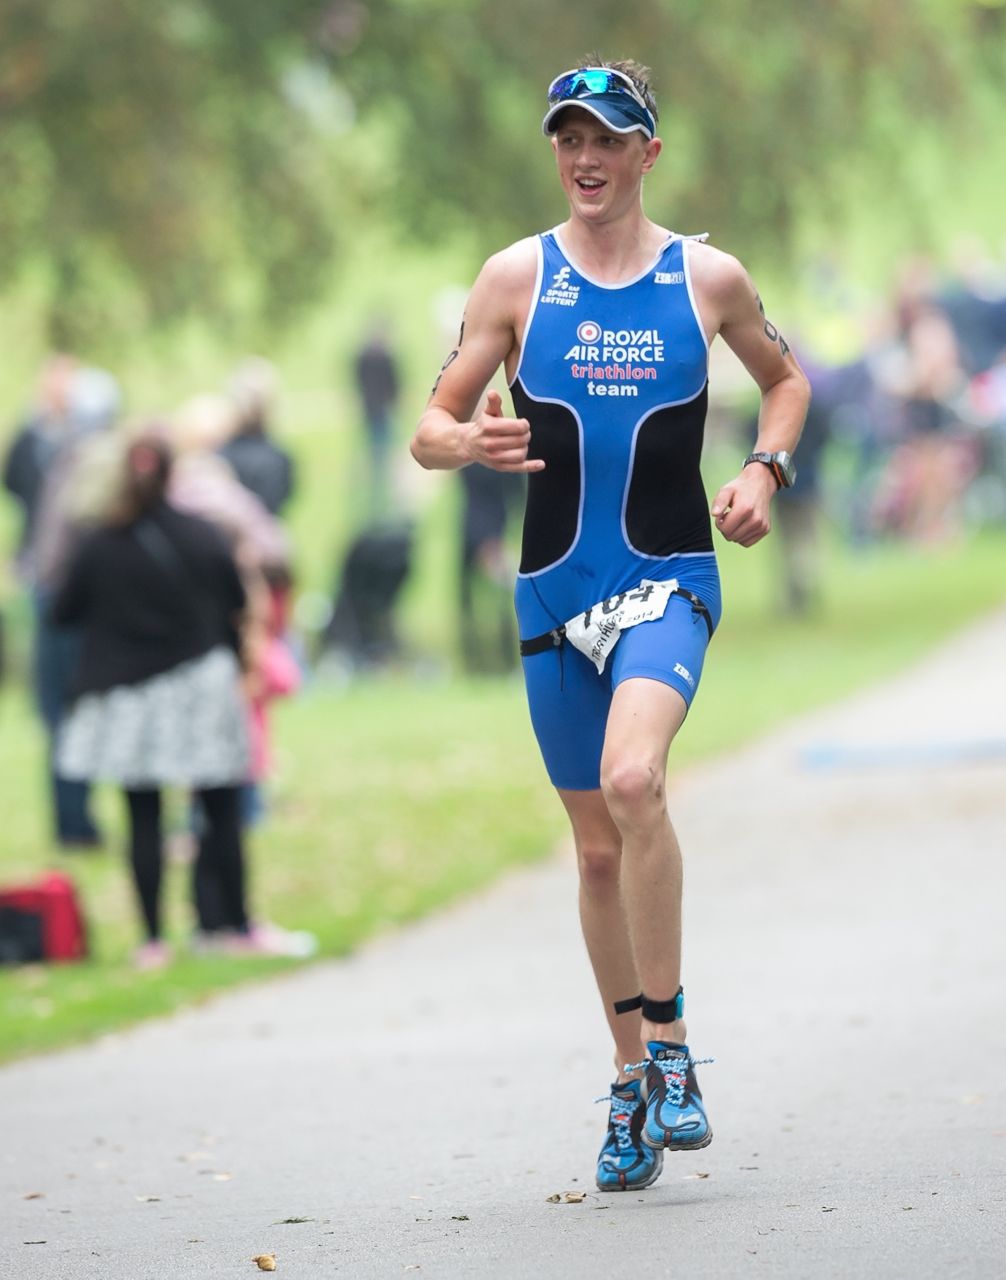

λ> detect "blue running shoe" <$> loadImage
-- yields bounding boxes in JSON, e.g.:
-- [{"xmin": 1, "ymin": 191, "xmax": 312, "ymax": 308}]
[
  {"xmin": 595, "ymin": 1078, "xmax": 664, "ymax": 1191},
  {"xmin": 634, "ymin": 1041, "xmax": 713, "ymax": 1151}
]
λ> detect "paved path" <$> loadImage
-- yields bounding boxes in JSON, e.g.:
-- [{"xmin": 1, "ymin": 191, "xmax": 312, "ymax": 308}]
[{"xmin": 4, "ymin": 611, "xmax": 1005, "ymax": 1278}]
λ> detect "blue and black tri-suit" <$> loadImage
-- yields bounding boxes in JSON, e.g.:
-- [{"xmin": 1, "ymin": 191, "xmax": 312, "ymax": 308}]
[{"xmin": 510, "ymin": 229, "xmax": 722, "ymax": 790}]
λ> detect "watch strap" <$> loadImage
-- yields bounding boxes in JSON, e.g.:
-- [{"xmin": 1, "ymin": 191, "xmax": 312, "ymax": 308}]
[{"xmin": 744, "ymin": 451, "xmax": 793, "ymax": 489}]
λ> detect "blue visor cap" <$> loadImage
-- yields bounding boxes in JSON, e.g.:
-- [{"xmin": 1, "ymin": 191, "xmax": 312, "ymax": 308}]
[{"xmin": 542, "ymin": 69, "xmax": 656, "ymax": 140}]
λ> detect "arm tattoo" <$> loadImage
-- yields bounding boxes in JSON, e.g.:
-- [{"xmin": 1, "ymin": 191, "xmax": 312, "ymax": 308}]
[
  {"xmin": 754, "ymin": 293, "xmax": 790, "ymax": 358},
  {"xmin": 431, "ymin": 319, "xmax": 465, "ymax": 395}
]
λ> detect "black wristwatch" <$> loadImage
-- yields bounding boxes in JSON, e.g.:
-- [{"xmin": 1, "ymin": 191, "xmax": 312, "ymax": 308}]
[{"xmin": 744, "ymin": 450, "xmax": 796, "ymax": 489}]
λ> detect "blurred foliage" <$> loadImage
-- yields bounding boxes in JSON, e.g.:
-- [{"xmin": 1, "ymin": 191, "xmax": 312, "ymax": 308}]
[
  {"xmin": 344, "ymin": 0, "xmax": 1006, "ymax": 255},
  {"xmin": 0, "ymin": 0, "xmax": 338, "ymax": 344},
  {"xmin": 1, "ymin": 0, "xmax": 1004, "ymax": 345}
]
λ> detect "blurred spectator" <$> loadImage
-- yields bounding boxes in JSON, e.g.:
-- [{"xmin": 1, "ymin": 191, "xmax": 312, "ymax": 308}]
[
  {"xmin": 168, "ymin": 393, "xmax": 297, "ymax": 826},
  {"xmin": 4, "ymin": 355, "xmax": 81, "ymax": 580},
  {"xmin": 241, "ymin": 576, "xmax": 301, "ymax": 821},
  {"xmin": 458, "ymin": 464, "xmax": 522, "ymax": 670},
  {"xmin": 939, "ymin": 240, "xmax": 1006, "ymax": 377},
  {"xmin": 742, "ymin": 349, "xmax": 836, "ymax": 617},
  {"xmin": 353, "ymin": 318, "xmax": 401, "ymax": 514},
  {"xmin": 49, "ymin": 430, "xmax": 312, "ymax": 968},
  {"xmin": 321, "ymin": 521, "xmax": 414, "ymax": 671},
  {"xmin": 870, "ymin": 282, "xmax": 980, "ymax": 543},
  {"xmin": 2, "ymin": 356, "xmax": 119, "ymax": 849},
  {"xmin": 169, "ymin": 394, "xmax": 290, "ymax": 575},
  {"xmin": 790, "ymin": 250, "xmax": 1006, "ymax": 558},
  {"xmin": 219, "ymin": 357, "xmax": 295, "ymax": 516}
]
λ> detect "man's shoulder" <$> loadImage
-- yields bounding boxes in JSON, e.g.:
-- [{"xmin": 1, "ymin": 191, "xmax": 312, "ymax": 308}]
[
  {"xmin": 466, "ymin": 238, "xmax": 540, "ymax": 333},
  {"xmin": 684, "ymin": 239, "xmax": 747, "ymax": 285},
  {"xmin": 480, "ymin": 237, "xmax": 540, "ymax": 289}
]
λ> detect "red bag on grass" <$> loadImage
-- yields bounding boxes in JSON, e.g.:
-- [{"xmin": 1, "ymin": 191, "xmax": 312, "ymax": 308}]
[{"xmin": 0, "ymin": 871, "xmax": 88, "ymax": 964}]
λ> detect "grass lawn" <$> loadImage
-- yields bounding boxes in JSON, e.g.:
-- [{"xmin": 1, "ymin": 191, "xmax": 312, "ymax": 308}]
[{"xmin": 2, "ymin": 522, "xmax": 1003, "ymax": 1064}]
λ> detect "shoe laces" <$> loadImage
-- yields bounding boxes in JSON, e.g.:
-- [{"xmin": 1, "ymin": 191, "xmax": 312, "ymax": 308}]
[
  {"xmin": 623, "ymin": 1054, "xmax": 714, "ymax": 1108},
  {"xmin": 594, "ymin": 1090, "xmax": 639, "ymax": 1152}
]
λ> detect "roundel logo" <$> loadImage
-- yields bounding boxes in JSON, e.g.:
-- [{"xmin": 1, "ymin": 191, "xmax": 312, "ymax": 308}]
[{"xmin": 577, "ymin": 320, "xmax": 601, "ymax": 344}]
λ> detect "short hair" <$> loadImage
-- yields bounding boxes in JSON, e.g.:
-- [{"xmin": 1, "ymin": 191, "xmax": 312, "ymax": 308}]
[{"xmin": 579, "ymin": 54, "xmax": 659, "ymax": 124}]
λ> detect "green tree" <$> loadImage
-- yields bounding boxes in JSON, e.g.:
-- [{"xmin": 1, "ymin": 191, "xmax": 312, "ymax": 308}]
[
  {"xmin": 0, "ymin": 0, "xmax": 336, "ymax": 345},
  {"xmin": 1, "ymin": 0, "xmax": 1003, "ymax": 342},
  {"xmin": 337, "ymin": 0, "xmax": 1006, "ymax": 267}
]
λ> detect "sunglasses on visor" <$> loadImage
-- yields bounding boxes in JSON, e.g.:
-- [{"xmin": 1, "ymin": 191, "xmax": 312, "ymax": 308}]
[{"xmin": 546, "ymin": 67, "xmax": 650, "ymax": 113}]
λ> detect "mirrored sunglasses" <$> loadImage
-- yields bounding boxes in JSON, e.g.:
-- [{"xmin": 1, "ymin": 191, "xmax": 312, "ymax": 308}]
[{"xmin": 546, "ymin": 67, "xmax": 650, "ymax": 113}]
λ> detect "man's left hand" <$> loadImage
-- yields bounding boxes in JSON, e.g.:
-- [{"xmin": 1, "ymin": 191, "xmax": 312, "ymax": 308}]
[{"xmin": 711, "ymin": 464, "xmax": 778, "ymax": 547}]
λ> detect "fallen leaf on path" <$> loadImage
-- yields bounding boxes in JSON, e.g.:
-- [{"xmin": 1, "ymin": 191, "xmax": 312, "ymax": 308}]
[
  {"xmin": 545, "ymin": 1194, "xmax": 562, "ymax": 1203},
  {"xmin": 251, "ymin": 1254, "xmax": 277, "ymax": 1271},
  {"xmin": 135, "ymin": 1195, "xmax": 161, "ymax": 1203},
  {"xmin": 683, "ymin": 1172, "xmax": 710, "ymax": 1180},
  {"xmin": 22, "ymin": 1192, "xmax": 45, "ymax": 1199},
  {"xmin": 563, "ymin": 1192, "xmax": 586, "ymax": 1204},
  {"xmin": 274, "ymin": 1217, "xmax": 312, "ymax": 1224},
  {"xmin": 451, "ymin": 1215, "xmax": 469, "ymax": 1221}
]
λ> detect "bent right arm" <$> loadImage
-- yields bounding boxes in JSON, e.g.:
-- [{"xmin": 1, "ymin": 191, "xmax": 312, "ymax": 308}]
[{"xmin": 410, "ymin": 243, "xmax": 544, "ymax": 474}]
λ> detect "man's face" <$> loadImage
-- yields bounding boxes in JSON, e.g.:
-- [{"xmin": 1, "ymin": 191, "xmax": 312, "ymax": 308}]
[{"xmin": 550, "ymin": 107, "xmax": 661, "ymax": 222}]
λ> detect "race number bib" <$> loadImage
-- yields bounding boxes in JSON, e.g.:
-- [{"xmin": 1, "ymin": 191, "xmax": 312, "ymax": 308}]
[{"xmin": 563, "ymin": 579, "xmax": 679, "ymax": 674}]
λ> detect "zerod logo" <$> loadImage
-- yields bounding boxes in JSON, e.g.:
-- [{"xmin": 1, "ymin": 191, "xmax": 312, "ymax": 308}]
[{"xmin": 577, "ymin": 320, "xmax": 601, "ymax": 344}]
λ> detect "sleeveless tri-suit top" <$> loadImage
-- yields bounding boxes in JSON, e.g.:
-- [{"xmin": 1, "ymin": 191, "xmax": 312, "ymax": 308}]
[{"xmin": 509, "ymin": 229, "xmax": 718, "ymax": 638}]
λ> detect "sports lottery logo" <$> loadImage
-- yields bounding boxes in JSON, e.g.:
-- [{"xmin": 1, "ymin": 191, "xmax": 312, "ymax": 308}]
[
  {"xmin": 577, "ymin": 320, "xmax": 601, "ymax": 344},
  {"xmin": 541, "ymin": 265, "xmax": 580, "ymax": 307}
]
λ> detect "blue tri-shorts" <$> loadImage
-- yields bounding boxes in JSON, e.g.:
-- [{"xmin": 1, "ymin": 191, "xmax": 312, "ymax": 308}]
[{"xmin": 520, "ymin": 558, "xmax": 722, "ymax": 791}]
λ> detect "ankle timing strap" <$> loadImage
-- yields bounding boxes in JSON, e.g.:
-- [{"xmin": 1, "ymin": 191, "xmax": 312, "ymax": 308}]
[
  {"xmin": 641, "ymin": 988, "xmax": 684, "ymax": 1023},
  {"xmin": 613, "ymin": 994, "xmax": 642, "ymax": 1015},
  {"xmin": 613, "ymin": 988, "xmax": 685, "ymax": 1022}
]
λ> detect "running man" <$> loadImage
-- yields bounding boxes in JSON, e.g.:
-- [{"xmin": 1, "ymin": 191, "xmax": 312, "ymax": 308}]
[{"xmin": 411, "ymin": 59, "xmax": 810, "ymax": 1191}]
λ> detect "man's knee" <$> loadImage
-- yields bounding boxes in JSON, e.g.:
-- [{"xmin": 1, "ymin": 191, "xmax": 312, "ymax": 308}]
[
  {"xmin": 600, "ymin": 755, "xmax": 665, "ymax": 820},
  {"xmin": 576, "ymin": 842, "xmax": 621, "ymax": 892}
]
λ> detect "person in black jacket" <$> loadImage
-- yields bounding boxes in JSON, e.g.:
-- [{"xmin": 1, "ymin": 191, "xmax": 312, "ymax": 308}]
[
  {"xmin": 3, "ymin": 355, "xmax": 111, "ymax": 848},
  {"xmin": 51, "ymin": 430, "xmax": 308, "ymax": 968},
  {"xmin": 217, "ymin": 358, "xmax": 295, "ymax": 516}
]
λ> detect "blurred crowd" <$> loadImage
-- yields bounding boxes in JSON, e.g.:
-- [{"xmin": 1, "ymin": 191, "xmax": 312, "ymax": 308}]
[
  {"xmin": 1, "ymin": 354, "xmax": 310, "ymax": 968},
  {"xmin": 739, "ymin": 252, "xmax": 1006, "ymax": 614}
]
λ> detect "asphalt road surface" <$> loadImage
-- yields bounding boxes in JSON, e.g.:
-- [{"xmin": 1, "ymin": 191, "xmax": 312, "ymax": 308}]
[{"xmin": 4, "ymin": 609, "xmax": 1005, "ymax": 1278}]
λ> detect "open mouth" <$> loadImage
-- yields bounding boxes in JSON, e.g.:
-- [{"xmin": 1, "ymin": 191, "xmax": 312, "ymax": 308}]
[{"xmin": 576, "ymin": 177, "xmax": 606, "ymax": 195}]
